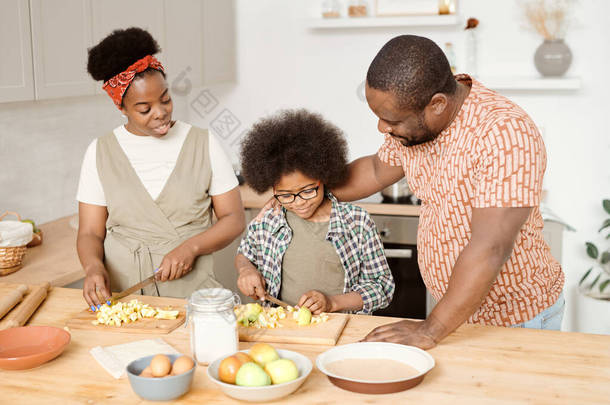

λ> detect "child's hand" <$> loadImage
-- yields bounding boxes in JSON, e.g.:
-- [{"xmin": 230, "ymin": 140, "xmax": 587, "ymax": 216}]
[
  {"xmin": 237, "ymin": 267, "xmax": 267, "ymax": 301},
  {"xmin": 298, "ymin": 290, "xmax": 332, "ymax": 314}
]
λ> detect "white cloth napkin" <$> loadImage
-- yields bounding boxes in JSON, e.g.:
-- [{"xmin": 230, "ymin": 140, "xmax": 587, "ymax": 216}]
[
  {"xmin": 90, "ymin": 338, "xmax": 181, "ymax": 379},
  {"xmin": 0, "ymin": 220, "xmax": 32, "ymax": 247}
]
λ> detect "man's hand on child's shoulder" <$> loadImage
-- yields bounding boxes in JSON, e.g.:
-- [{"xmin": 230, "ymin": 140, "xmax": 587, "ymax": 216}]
[{"xmin": 253, "ymin": 197, "xmax": 281, "ymax": 222}]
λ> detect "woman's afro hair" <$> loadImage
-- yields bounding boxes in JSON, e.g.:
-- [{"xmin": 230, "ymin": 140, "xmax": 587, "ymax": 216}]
[
  {"xmin": 87, "ymin": 27, "xmax": 161, "ymax": 82},
  {"xmin": 240, "ymin": 109, "xmax": 349, "ymax": 194}
]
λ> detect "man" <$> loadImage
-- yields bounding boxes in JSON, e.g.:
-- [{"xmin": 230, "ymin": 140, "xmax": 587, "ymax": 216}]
[{"xmin": 332, "ymin": 35, "xmax": 565, "ymax": 349}]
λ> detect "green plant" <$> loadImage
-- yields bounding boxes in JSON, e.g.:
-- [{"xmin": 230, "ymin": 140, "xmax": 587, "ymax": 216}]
[{"xmin": 579, "ymin": 199, "xmax": 610, "ymax": 297}]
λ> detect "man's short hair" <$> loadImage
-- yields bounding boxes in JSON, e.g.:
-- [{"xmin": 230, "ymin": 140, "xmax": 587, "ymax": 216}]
[{"xmin": 366, "ymin": 35, "xmax": 457, "ymax": 111}]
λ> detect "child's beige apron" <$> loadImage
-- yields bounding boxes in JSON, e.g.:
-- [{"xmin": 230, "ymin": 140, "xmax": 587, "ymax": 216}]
[{"xmin": 96, "ymin": 126, "xmax": 220, "ymax": 298}]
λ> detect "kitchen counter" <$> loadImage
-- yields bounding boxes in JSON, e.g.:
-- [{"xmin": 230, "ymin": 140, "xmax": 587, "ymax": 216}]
[
  {"xmin": 239, "ymin": 185, "xmax": 421, "ymax": 217},
  {"xmin": 2, "ymin": 286, "xmax": 609, "ymax": 404},
  {"xmin": 0, "ymin": 215, "xmax": 83, "ymax": 287}
]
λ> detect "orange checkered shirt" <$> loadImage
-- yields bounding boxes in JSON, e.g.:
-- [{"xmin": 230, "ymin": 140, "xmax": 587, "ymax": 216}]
[{"xmin": 378, "ymin": 75, "xmax": 564, "ymax": 326}]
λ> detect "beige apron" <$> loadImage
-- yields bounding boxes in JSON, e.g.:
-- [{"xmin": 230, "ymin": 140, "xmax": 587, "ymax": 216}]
[
  {"xmin": 96, "ymin": 125, "xmax": 220, "ymax": 298},
  {"xmin": 279, "ymin": 211, "xmax": 345, "ymax": 306}
]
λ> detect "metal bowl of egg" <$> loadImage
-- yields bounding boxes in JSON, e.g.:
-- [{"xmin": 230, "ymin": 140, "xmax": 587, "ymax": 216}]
[
  {"xmin": 315, "ymin": 342, "xmax": 435, "ymax": 394},
  {"xmin": 126, "ymin": 354, "xmax": 196, "ymax": 401}
]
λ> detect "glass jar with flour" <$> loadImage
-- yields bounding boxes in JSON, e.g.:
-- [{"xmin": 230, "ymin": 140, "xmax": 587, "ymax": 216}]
[{"xmin": 187, "ymin": 288, "xmax": 240, "ymax": 364}]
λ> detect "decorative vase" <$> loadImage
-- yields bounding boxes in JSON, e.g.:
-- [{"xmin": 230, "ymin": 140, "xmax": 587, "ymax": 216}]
[{"xmin": 534, "ymin": 39, "xmax": 572, "ymax": 77}]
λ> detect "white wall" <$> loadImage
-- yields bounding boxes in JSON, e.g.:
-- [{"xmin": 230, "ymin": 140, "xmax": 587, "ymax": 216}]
[
  {"xmin": 0, "ymin": 95, "xmax": 120, "ymax": 223},
  {"xmin": 0, "ymin": 93, "xmax": 190, "ymax": 224},
  {"xmin": 186, "ymin": 0, "xmax": 610, "ymax": 333}
]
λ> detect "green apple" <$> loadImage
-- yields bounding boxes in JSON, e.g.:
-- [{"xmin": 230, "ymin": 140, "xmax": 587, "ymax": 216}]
[
  {"xmin": 264, "ymin": 359, "xmax": 299, "ymax": 384},
  {"xmin": 297, "ymin": 307, "xmax": 312, "ymax": 326},
  {"xmin": 235, "ymin": 362, "xmax": 271, "ymax": 387}
]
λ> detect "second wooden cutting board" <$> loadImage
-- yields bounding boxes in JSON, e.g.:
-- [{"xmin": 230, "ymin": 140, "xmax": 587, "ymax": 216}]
[
  {"xmin": 66, "ymin": 295, "xmax": 186, "ymax": 334},
  {"xmin": 238, "ymin": 313, "xmax": 349, "ymax": 345}
]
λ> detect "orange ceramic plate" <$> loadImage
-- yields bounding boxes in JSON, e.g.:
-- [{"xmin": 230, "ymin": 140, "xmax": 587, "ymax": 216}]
[{"xmin": 0, "ymin": 325, "xmax": 71, "ymax": 370}]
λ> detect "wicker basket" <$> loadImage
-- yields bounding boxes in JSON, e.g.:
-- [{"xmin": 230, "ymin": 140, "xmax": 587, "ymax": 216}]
[{"xmin": 0, "ymin": 211, "xmax": 30, "ymax": 272}]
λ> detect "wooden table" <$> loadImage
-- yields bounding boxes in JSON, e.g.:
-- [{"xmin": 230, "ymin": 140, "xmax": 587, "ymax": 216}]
[
  {"xmin": 1, "ymin": 287, "xmax": 608, "ymax": 404},
  {"xmin": 0, "ymin": 216, "xmax": 84, "ymax": 287}
]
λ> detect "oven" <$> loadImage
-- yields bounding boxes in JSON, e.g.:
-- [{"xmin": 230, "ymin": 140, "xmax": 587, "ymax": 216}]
[{"xmin": 369, "ymin": 214, "xmax": 433, "ymax": 319}]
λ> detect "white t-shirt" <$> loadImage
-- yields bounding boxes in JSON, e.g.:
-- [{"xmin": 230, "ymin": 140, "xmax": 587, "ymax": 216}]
[{"xmin": 76, "ymin": 121, "xmax": 238, "ymax": 206}]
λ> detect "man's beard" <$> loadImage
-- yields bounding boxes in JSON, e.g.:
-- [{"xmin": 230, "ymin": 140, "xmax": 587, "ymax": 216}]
[{"xmin": 392, "ymin": 114, "xmax": 438, "ymax": 147}]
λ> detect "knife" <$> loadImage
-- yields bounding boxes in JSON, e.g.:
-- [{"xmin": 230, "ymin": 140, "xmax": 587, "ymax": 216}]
[
  {"xmin": 264, "ymin": 294, "xmax": 291, "ymax": 309},
  {"xmin": 111, "ymin": 274, "xmax": 157, "ymax": 302}
]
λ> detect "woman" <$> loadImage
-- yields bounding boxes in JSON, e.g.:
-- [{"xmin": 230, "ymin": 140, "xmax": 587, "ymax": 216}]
[
  {"xmin": 77, "ymin": 27, "xmax": 245, "ymax": 310},
  {"xmin": 235, "ymin": 109, "xmax": 394, "ymax": 314}
]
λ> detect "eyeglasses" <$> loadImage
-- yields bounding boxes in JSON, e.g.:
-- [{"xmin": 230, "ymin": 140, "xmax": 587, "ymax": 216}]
[{"xmin": 273, "ymin": 186, "xmax": 319, "ymax": 204}]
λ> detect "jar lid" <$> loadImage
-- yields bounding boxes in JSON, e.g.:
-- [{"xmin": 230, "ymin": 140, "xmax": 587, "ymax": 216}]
[{"xmin": 188, "ymin": 288, "xmax": 237, "ymax": 312}]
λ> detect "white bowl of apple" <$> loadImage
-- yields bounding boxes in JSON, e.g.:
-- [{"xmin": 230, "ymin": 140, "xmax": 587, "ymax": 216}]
[{"xmin": 207, "ymin": 343, "xmax": 313, "ymax": 402}]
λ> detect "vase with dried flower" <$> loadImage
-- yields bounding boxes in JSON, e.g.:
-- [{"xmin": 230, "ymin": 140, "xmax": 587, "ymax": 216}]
[{"xmin": 522, "ymin": 0, "xmax": 574, "ymax": 77}]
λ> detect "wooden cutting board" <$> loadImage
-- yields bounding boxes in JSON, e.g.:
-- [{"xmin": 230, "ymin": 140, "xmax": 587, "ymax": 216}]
[
  {"xmin": 66, "ymin": 295, "xmax": 186, "ymax": 334},
  {"xmin": 238, "ymin": 313, "xmax": 349, "ymax": 345}
]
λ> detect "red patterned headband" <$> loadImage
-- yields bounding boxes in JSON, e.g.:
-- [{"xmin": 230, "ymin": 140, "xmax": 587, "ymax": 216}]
[{"xmin": 102, "ymin": 55, "xmax": 164, "ymax": 109}]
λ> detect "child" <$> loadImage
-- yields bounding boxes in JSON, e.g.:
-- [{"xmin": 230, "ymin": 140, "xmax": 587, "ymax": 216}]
[{"xmin": 235, "ymin": 109, "xmax": 394, "ymax": 314}]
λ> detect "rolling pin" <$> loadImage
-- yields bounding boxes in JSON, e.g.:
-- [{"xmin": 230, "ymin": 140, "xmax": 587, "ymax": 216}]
[
  {"xmin": 0, "ymin": 282, "xmax": 51, "ymax": 330},
  {"xmin": 0, "ymin": 284, "xmax": 28, "ymax": 319}
]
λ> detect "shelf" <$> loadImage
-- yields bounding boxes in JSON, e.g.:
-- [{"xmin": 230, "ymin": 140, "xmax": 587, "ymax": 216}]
[
  {"xmin": 308, "ymin": 15, "xmax": 460, "ymax": 29},
  {"xmin": 479, "ymin": 76, "xmax": 581, "ymax": 91}
]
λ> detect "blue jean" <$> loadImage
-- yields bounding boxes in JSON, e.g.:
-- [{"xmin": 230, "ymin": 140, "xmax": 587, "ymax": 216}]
[{"xmin": 510, "ymin": 292, "xmax": 565, "ymax": 330}]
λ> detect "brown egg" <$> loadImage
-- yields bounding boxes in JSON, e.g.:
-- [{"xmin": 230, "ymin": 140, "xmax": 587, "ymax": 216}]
[
  {"xmin": 150, "ymin": 354, "xmax": 172, "ymax": 377},
  {"xmin": 171, "ymin": 356, "xmax": 195, "ymax": 376},
  {"xmin": 139, "ymin": 366, "xmax": 153, "ymax": 378}
]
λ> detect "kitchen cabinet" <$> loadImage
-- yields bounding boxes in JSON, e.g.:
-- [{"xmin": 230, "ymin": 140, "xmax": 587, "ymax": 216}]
[
  {"xmin": 0, "ymin": 0, "xmax": 235, "ymax": 103},
  {"xmin": 0, "ymin": 0, "xmax": 35, "ymax": 103},
  {"xmin": 91, "ymin": 0, "xmax": 165, "ymax": 46},
  {"xmin": 30, "ymin": 0, "xmax": 96, "ymax": 99},
  {"xmin": 164, "ymin": 0, "xmax": 236, "ymax": 89}
]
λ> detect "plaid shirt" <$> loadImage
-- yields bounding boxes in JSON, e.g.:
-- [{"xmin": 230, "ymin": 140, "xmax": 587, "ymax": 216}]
[{"xmin": 237, "ymin": 193, "xmax": 394, "ymax": 314}]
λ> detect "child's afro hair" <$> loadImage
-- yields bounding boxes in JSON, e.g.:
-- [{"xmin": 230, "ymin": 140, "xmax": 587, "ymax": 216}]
[{"xmin": 240, "ymin": 109, "xmax": 349, "ymax": 194}]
